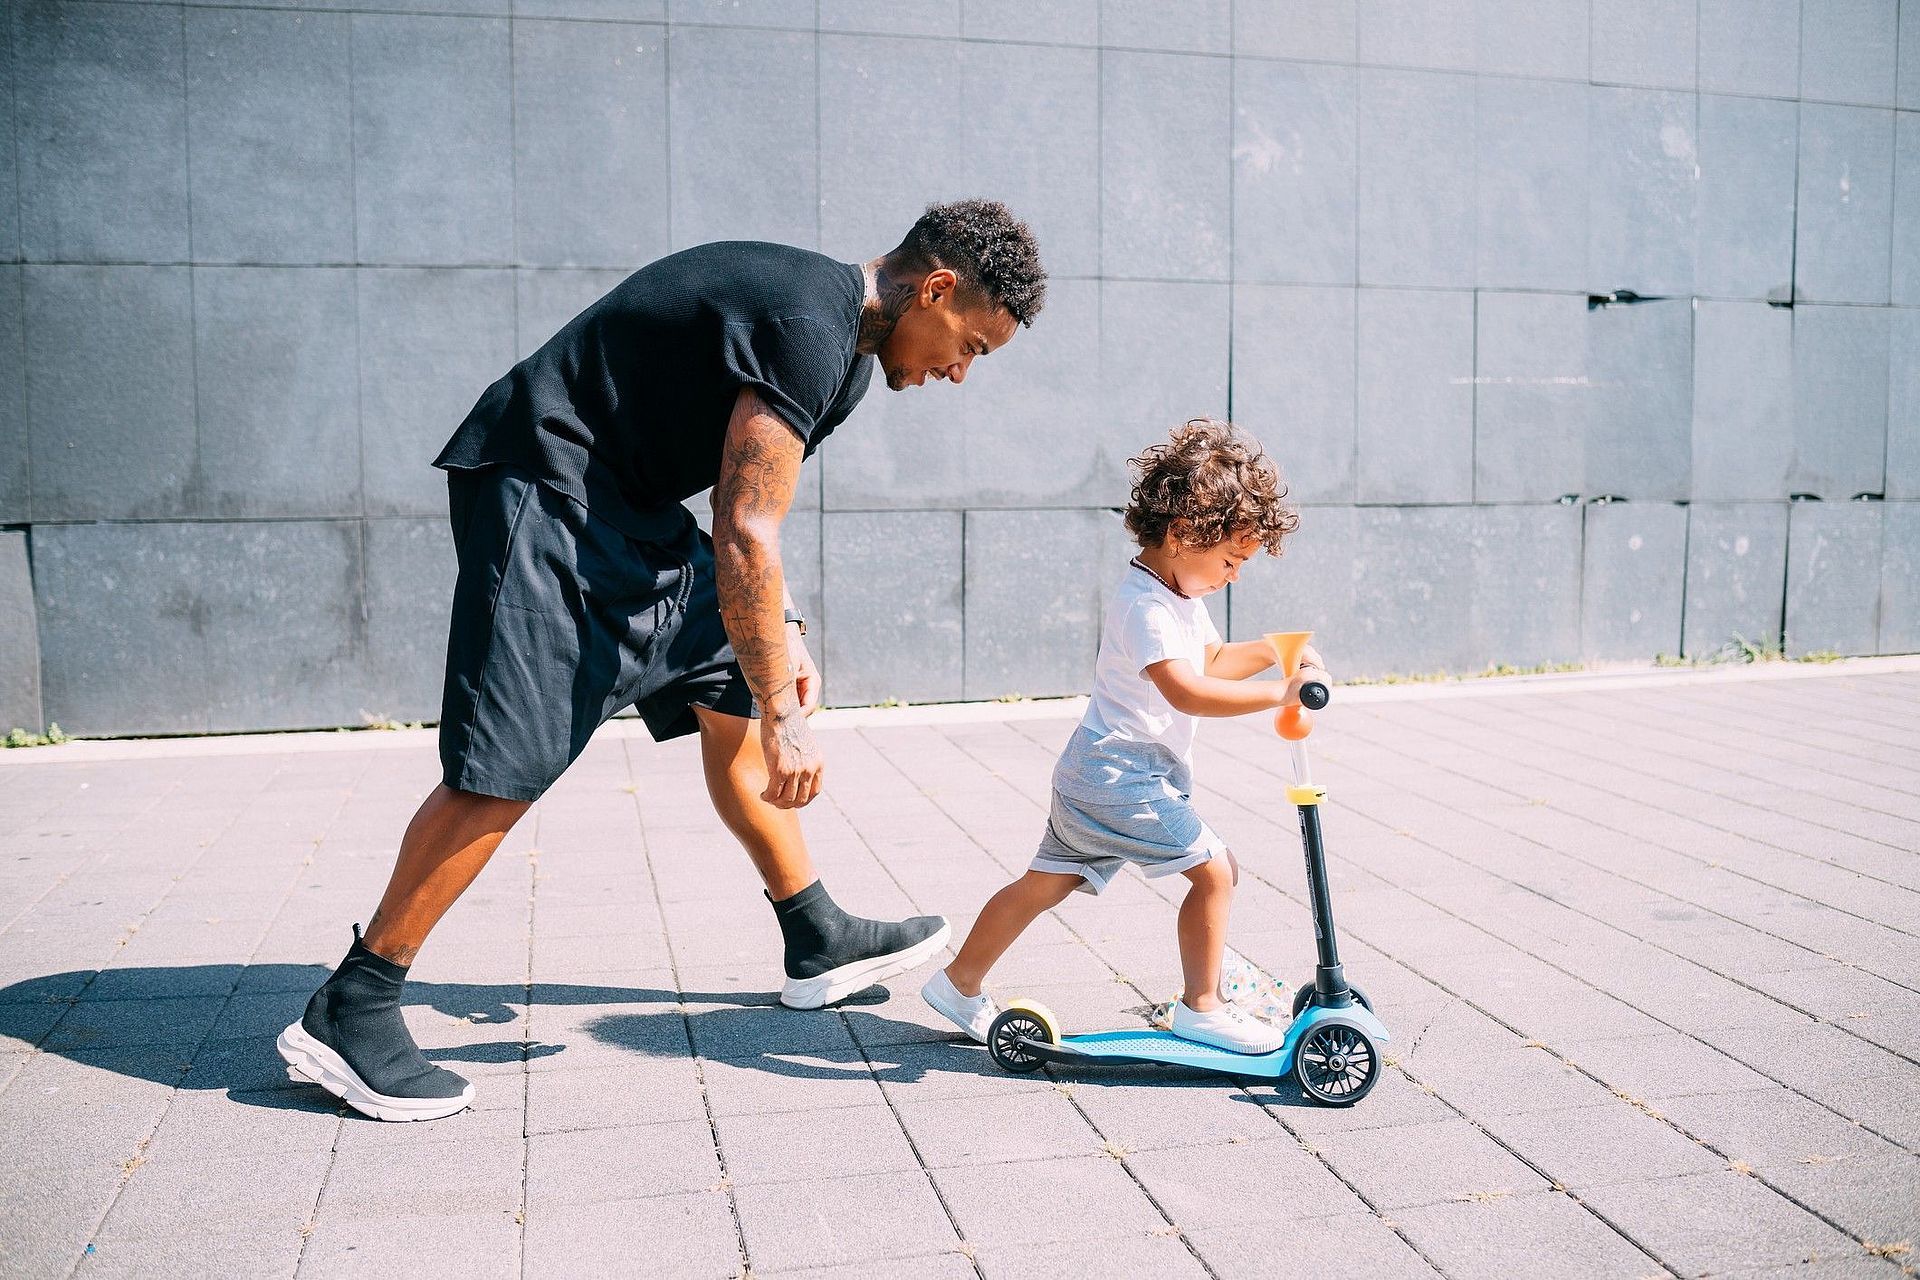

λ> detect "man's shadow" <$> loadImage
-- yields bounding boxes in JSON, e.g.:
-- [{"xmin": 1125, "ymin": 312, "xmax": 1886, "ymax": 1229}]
[{"xmin": 0, "ymin": 964, "xmax": 1009, "ymax": 1113}]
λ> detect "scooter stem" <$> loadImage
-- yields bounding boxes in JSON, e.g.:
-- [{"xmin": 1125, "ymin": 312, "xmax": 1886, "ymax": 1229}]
[{"xmin": 1265, "ymin": 631, "xmax": 1350, "ymax": 1007}]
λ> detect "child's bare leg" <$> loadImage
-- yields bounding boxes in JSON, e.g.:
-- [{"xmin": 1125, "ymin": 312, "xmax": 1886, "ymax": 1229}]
[
  {"xmin": 1178, "ymin": 856, "xmax": 1237, "ymax": 1011},
  {"xmin": 944, "ymin": 870, "xmax": 1081, "ymax": 996}
]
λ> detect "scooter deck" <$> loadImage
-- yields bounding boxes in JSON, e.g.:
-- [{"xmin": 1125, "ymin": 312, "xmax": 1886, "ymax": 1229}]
[{"xmin": 1036, "ymin": 1028, "xmax": 1296, "ymax": 1079}]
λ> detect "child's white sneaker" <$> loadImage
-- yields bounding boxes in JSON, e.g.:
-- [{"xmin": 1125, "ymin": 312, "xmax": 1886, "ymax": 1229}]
[
  {"xmin": 1169, "ymin": 999, "xmax": 1285, "ymax": 1055},
  {"xmin": 921, "ymin": 969, "xmax": 999, "ymax": 1043}
]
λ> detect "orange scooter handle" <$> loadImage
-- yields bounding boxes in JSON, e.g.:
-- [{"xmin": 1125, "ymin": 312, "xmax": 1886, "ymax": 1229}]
[{"xmin": 1275, "ymin": 681, "xmax": 1330, "ymax": 741}]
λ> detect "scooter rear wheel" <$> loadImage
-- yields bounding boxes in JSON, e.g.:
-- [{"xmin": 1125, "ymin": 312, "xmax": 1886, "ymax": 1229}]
[
  {"xmin": 1290, "ymin": 981, "xmax": 1373, "ymax": 1018},
  {"xmin": 988, "ymin": 1007, "xmax": 1056, "ymax": 1074},
  {"xmin": 1294, "ymin": 1022, "xmax": 1379, "ymax": 1106}
]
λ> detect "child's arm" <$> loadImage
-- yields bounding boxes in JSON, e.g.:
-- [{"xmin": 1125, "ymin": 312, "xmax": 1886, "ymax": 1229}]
[
  {"xmin": 1202, "ymin": 640, "xmax": 1327, "ymax": 681},
  {"xmin": 1144, "ymin": 658, "xmax": 1303, "ymax": 718},
  {"xmin": 1204, "ymin": 639, "xmax": 1278, "ymax": 680}
]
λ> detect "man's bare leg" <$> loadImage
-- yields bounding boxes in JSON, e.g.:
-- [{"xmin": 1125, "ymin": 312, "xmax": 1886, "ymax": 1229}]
[
  {"xmin": 278, "ymin": 783, "xmax": 529, "ymax": 1121},
  {"xmin": 363, "ymin": 783, "xmax": 533, "ymax": 963},
  {"xmin": 693, "ymin": 706, "xmax": 951, "ymax": 1009}
]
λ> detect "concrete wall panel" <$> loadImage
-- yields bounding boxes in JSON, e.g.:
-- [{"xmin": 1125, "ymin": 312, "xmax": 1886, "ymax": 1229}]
[
  {"xmin": 1889, "ymin": 308, "xmax": 1920, "ymax": 499},
  {"xmin": 1588, "ymin": 87, "xmax": 1697, "ymax": 297},
  {"xmin": 1473, "ymin": 0, "xmax": 1587, "ymax": 80},
  {"xmin": 1357, "ymin": 289, "xmax": 1474, "ymax": 504},
  {"xmin": 1357, "ymin": 0, "xmax": 1474, "ymax": 74},
  {"xmin": 352, "ymin": 15, "xmax": 513, "ymax": 266},
  {"xmin": 360, "ymin": 516, "xmax": 456, "ymax": 723},
  {"xmin": 1586, "ymin": 298, "xmax": 1693, "ymax": 500},
  {"xmin": 1234, "ymin": 0, "xmax": 1356, "ymax": 62},
  {"xmin": 822, "ymin": 510, "xmax": 963, "ymax": 704},
  {"xmin": 1102, "ymin": 50, "xmax": 1231, "ymax": 280},
  {"xmin": 1785, "ymin": 500, "xmax": 1883, "ymax": 655},
  {"xmin": 1232, "ymin": 285, "xmax": 1357, "ymax": 505},
  {"xmin": 358, "ymin": 269, "xmax": 517, "ymax": 517},
  {"xmin": 192, "ymin": 267, "xmax": 360, "ymax": 519},
  {"xmin": 1683, "ymin": 502, "xmax": 1788, "ymax": 656},
  {"xmin": 668, "ymin": 26, "xmax": 817, "ymax": 250},
  {"xmin": 1795, "ymin": 104, "xmax": 1896, "ymax": 304},
  {"xmin": 24, "ymin": 266, "xmax": 195, "ymax": 521},
  {"xmin": 1349, "ymin": 506, "xmax": 1476, "ymax": 674},
  {"xmin": 1473, "ymin": 291, "xmax": 1588, "ymax": 503},
  {"xmin": 1591, "ymin": 0, "xmax": 1697, "ymax": 91},
  {"xmin": 35, "ymin": 520, "xmax": 363, "ymax": 736},
  {"xmin": 1101, "ymin": 0, "xmax": 1230, "ymax": 54},
  {"xmin": 1790, "ymin": 304, "xmax": 1890, "ymax": 499},
  {"xmin": 963, "ymin": 278, "xmax": 1103, "ymax": 508},
  {"xmin": 1099, "ymin": 281, "xmax": 1231, "ymax": 495},
  {"xmin": 1800, "ymin": 0, "xmax": 1898, "ymax": 107},
  {"xmin": 820, "ymin": 0, "xmax": 957, "ymax": 37},
  {"xmin": 1894, "ymin": 113, "xmax": 1920, "ymax": 305},
  {"xmin": 819, "ymin": 35, "xmax": 964, "ymax": 263},
  {"xmin": 1475, "ymin": 77, "xmax": 1587, "ymax": 293},
  {"xmin": 185, "ymin": 9, "xmax": 353, "ymax": 265},
  {"xmin": 1698, "ymin": 0, "xmax": 1800, "ymax": 98},
  {"xmin": 17, "ymin": 2, "xmax": 188, "ymax": 263},
  {"xmin": 963, "ymin": 509, "xmax": 1108, "ymax": 700},
  {"xmin": 1357, "ymin": 69, "xmax": 1475, "ymax": 289},
  {"xmin": 0, "ymin": 532, "xmax": 41, "ymax": 735},
  {"xmin": 962, "ymin": 0, "xmax": 1096, "ymax": 44},
  {"xmin": 1581, "ymin": 501, "xmax": 1687, "ymax": 660},
  {"xmin": 1468, "ymin": 504, "xmax": 1583, "ymax": 667},
  {"xmin": 1695, "ymin": 94, "xmax": 1798, "ymax": 302},
  {"xmin": 513, "ymin": 21, "xmax": 669, "ymax": 270},
  {"xmin": 0, "ymin": 269, "xmax": 24, "ymax": 522},
  {"xmin": 1881, "ymin": 501, "xmax": 1920, "ymax": 652},
  {"xmin": 961, "ymin": 43, "xmax": 1100, "ymax": 279},
  {"xmin": 1692, "ymin": 300, "xmax": 1794, "ymax": 501},
  {"xmin": 1234, "ymin": 61, "xmax": 1356, "ymax": 285}
]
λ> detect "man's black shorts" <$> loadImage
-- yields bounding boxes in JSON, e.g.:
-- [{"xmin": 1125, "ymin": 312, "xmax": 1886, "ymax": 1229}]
[{"xmin": 438, "ymin": 465, "xmax": 756, "ymax": 802}]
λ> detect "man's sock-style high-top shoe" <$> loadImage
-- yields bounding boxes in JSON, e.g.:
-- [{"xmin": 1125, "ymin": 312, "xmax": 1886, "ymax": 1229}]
[
  {"xmin": 770, "ymin": 881, "xmax": 950, "ymax": 1009},
  {"xmin": 276, "ymin": 925, "xmax": 475, "ymax": 1122}
]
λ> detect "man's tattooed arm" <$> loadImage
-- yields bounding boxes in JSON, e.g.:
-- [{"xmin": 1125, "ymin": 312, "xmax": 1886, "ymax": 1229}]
[{"xmin": 712, "ymin": 386, "xmax": 806, "ymax": 723}]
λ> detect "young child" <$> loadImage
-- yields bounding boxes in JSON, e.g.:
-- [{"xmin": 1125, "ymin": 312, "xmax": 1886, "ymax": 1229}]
[{"xmin": 922, "ymin": 418, "xmax": 1321, "ymax": 1053}]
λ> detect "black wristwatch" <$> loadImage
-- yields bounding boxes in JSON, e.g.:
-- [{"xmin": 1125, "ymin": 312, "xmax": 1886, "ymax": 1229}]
[{"xmin": 783, "ymin": 608, "xmax": 807, "ymax": 636}]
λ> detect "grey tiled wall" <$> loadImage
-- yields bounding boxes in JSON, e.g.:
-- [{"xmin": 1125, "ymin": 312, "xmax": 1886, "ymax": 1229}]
[{"xmin": 3, "ymin": 0, "xmax": 1916, "ymax": 735}]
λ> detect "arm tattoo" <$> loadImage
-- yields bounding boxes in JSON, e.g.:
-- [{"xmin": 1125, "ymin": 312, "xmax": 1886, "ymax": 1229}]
[{"xmin": 713, "ymin": 388, "xmax": 805, "ymax": 721}]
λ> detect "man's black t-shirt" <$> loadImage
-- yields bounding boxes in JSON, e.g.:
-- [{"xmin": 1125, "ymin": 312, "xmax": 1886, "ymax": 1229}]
[{"xmin": 435, "ymin": 241, "xmax": 874, "ymax": 539}]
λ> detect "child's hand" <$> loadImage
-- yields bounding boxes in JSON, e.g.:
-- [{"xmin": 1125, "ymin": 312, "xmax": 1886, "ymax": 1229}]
[{"xmin": 1298, "ymin": 643, "xmax": 1330, "ymax": 681}]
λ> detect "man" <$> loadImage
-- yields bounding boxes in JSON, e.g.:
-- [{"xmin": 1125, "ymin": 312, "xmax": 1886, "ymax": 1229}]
[{"xmin": 278, "ymin": 200, "xmax": 1047, "ymax": 1121}]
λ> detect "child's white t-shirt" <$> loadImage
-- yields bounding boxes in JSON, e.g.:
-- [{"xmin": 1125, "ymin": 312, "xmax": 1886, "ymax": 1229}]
[{"xmin": 1052, "ymin": 562, "xmax": 1222, "ymax": 805}]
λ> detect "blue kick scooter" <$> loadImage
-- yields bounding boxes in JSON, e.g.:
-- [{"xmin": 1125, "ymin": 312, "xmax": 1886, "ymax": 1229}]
[{"xmin": 985, "ymin": 631, "xmax": 1391, "ymax": 1106}]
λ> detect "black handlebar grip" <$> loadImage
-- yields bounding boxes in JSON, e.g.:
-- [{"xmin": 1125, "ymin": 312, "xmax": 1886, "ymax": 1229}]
[{"xmin": 1299, "ymin": 680, "xmax": 1331, "ymax": 711}]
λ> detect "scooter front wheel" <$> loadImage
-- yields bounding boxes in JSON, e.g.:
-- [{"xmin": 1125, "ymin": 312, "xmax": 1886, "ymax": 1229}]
[
  {"xmin": 1295, "ymin": 1022, "xmax": 1379, "ymax": 1106},
  {"xmin": 987, "ymin": 1001, "xmax": 1059, "ymax": 1074}
]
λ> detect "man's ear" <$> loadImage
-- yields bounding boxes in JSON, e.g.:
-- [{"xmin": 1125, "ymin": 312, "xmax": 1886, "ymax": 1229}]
[{"xmin": 920, "ymin": 267, "xmax": 959, "ymax": 307}]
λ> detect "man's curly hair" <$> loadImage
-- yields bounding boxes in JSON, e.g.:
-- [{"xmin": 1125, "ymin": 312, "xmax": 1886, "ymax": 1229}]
[
  {"xmin": 896, "ymin": 199, "xmax": 1047, "ymax": 327},
  {"xmin": 1124, "ymin": 419, "xmax": 1299, "ymax": 556}
]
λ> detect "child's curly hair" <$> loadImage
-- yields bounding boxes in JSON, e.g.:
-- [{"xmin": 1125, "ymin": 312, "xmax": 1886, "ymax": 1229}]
[{"xmin": 1124, "ymin": 419, "xmax": 1299, "ymax": 555}]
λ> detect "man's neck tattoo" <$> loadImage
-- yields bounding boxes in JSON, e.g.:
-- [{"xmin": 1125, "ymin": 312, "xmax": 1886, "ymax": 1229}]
[{"xmin": 857, "ymin": 262, "xmax": 916, "ymax": 355}]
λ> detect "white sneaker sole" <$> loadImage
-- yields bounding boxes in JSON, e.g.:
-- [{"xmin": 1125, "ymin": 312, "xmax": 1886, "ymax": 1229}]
[
  {"xmin": 276, "ymin": 1021, "xmax": 475, "ymax": 1122},
  {"xmin": 780, "ymin": 922, "xmax": 953, "ymax": 1010}
]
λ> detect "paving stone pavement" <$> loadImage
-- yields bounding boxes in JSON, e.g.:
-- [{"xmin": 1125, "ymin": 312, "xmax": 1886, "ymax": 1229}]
[{"xmin": 2, "ymin": 663, "xmax": 1917, "ymax": 1279}]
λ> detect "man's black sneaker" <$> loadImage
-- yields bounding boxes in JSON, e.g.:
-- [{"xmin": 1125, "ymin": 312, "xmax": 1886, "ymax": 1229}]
[
  {"xmin": 277, "ymin": 925, "xmax": 474, "ymax": 1122},
  {"xmin": 770, "ymin": 882, "xmax": 951, "ymax": 1009}
]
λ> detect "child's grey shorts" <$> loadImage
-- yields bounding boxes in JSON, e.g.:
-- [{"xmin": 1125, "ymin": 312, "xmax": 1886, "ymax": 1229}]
[
  {"xmin": 1030, "ymin": 786, "xmax": 1229, "ymax": 895},
  {"xmin": 437, "ymin": 465, "xmax": 756, "ymax": 803}
]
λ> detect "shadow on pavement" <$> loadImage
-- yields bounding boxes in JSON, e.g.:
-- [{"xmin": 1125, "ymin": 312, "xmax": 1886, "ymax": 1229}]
[{"xmin": 0, "ymin": 965, "xmax": 980, "ymax": 1113}]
